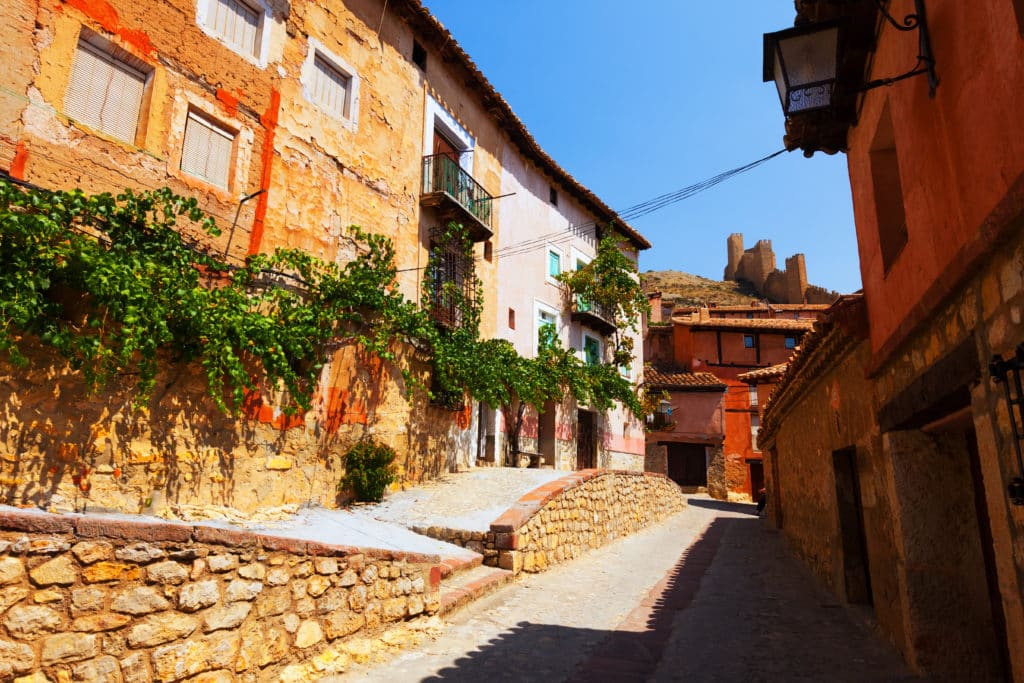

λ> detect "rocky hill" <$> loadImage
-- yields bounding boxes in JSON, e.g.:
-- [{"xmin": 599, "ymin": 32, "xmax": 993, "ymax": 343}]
[{"xmin": 640, "ymin": 270, "xmax": 763, "ymax": 307}]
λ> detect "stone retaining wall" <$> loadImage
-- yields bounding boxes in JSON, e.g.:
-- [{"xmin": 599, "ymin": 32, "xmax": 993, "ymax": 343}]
[
  {"xmin": 418, "ymin": 470, "xmax": 686, "ymax": 575},
  {"xmin": 0, "ymin": 509, "xmax": 440, "ymax": 681}
]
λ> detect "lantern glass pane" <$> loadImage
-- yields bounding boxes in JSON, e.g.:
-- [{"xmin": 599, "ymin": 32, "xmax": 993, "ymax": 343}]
[{"xmin": 778, "ymin": 26, "xmax": 838, "ymax": 113}]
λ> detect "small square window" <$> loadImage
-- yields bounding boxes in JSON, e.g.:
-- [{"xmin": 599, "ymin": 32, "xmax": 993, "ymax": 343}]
[
  {"xmin": 785, "ymin": 336, "xmax": 797, "ymax": 349},
  {"xmin": 200, "ymin": 0, "xmax": 265, "ymax": 61},
  {"xmin": 180, "ymin": 111, "xmax": 235, "ymax": 189},
  {"xmin": 508, "ymin": 307, "xmax": 515, "ymax": 330},
  {"xmin": 484, "ymin": 240, "xmax": 493, "ymax": 262},
  {"xmin": 583, "ymin": 335, "xmax": 601, "ymax": 366},
  {"xmin": 412, "ymin": 41, "xmax": 427, "ymax": 71},
  {"xmin": 743, "ymin": 334, "xmax": 755, "ymax": 349},
  {"xmin": 549, "ymin": 186, "xmax": 558, "ymax": 205},
  {"xmin": 310, "ymin": 52, "xmax": 352, "ymax": 118},
  {"xmin": 65, "ymin": 37, "xmax": 150, "ymax": 144}
]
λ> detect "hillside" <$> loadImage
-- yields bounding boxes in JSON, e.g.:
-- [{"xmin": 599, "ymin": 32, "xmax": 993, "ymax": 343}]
[{"xmin": 640, "ymin": 270, "xmax": 762, "ymax": 307}]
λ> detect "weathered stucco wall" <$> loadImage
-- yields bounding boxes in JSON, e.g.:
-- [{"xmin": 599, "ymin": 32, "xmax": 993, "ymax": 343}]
[{"xmin": 0, "ymin": 508, "xmax": 439, "ymax": 681}]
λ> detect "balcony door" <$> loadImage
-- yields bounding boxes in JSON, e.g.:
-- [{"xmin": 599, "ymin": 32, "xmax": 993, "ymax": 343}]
[{"xmin": 433, "ymin": 130, "xmax": 459, "ymax": 163}]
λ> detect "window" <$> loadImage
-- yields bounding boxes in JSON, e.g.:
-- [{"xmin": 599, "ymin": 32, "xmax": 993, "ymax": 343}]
[
  {"xmin": 484, "ymin": 240, "xmax": 493, "ymax": 262},
  {"xmin": 748, "ymin": 384, "xmax": 759, "ymax": 408},
  {"xmin": 425, "ymin": 230, "xmax": 475, "ymax": 329},
  {"xmin": 180, "ymin": 111, "xmax": 235, "ymax": 189},
  {"xmin": 583, "ymin": 334, "xmax": 601, "ymax": 366},
  {"xmin": 751, "ymin": 414, "xmax": 761, "ymax": 449},
  {"xmin": 536, "ymin": 307, "xmax": 557, "ymax": 354},
  {"xmin": 198, "ymin": 0, "xmax": 266, "ymax": 61},
  {"xmin": 508, "ymin": 308, "xmax": 516, "ymax": 330},
  {"xmin": 549, "ymin": 186, "xmax": 558, "ymax": 205},
  {"xmin": 785, "ymin": 336, "xmax": 797, "ymax": 349},
  {"xmin": 546, "ymin": 248, "xmax": 562, "ymax": 284},
  {"xmin": 64, "ymin": 36, "xmax": 149, "ymax": 144},
  {"xmin": 301, "ymin": 41, "xmax": 360, "ymax": 128},
  {"xmin": 743, "ymin": 334, "xmax": 755, "ymax": 349},
  {"xmin": 412, "ymin": 41, "xmax": 427, "ymax": 70},
  {"xmin": 870, "ymin": 101, "xmax": 908, "ymax": 273}
]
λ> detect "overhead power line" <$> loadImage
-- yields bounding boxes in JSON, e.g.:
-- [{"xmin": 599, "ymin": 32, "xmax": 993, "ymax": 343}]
[{"xmin": 495, "ymin": 148, "xmax": 788, "ymax": 259}]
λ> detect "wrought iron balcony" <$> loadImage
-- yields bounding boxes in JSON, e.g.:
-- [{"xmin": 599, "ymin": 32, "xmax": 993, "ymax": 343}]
[
  {"xmin": 570, "ymin": 297, "xmax": 617, "ymax": 336},
  {"xmin": 420, "ymin": 154, "xmax": 493, "ymax": 242}
]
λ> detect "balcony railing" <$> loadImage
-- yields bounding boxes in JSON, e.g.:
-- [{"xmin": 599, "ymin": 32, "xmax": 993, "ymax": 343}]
[
  {"xmin": 570, "ymin": 296, "xmax": 617, "ymax": 336},
  {"xmin": 420, "ymin": 154, "xmax": 493, "ymax": 241}
]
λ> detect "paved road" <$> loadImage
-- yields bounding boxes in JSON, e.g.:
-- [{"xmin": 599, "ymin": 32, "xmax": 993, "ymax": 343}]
[{"xmin": 343, "ymin": 496, "xmax": 920, "ymax": 682}]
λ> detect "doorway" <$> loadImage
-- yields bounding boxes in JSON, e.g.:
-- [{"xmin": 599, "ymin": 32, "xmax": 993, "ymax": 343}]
[
  {"xmin": 666, "ymin": 443, "xmax": 707, "ymax": 487},
  {"xmin": 748, "ymin": 460, "xmax": 765, "ymax": 501},
  {"xmin": 576, "ymin": 410, "xmax": 597, "ymax": 470},
  {"xmin": 538, "ymin": 400, "xmax": 556, "ymax": 467},
  {"xmin": 831, "ymin": 447, "xmax": 872, "ymax": 605}
]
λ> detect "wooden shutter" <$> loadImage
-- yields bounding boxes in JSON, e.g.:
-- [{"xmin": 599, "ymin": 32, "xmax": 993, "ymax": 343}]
[
  {"xmin": 311, "ymin": 54, "xmax": 350, "ymax": 118},
  {"xmin": 207, "ymin": 0, "xmax": 261, "ymax": 57},
  {"xmin": 64, "ymin": 42, "xmax": 146, "ymax": 143},
  {"xmin": 181, "ymin": 112, "xmax": 234, "ymax": 189}
]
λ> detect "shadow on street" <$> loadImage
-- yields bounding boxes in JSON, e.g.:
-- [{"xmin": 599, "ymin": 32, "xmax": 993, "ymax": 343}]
[{"xmin": 416, "ymin": 516, "xmax": 922, "ymax": 683}]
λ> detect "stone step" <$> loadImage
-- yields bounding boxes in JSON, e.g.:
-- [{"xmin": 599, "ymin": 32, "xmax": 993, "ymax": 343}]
[
  {"xmin": 438, "ymin": 564, "xmax": 514, "ymax": 616},
  {"xmin": 436, "ymin": 551, "xmax": 482, "ymax": 580}
]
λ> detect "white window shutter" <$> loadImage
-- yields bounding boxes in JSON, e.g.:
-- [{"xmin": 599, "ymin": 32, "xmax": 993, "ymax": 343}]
[
  {"xmin": 64, "ymin": 42, "xmax": 146, "ymax": 143},
  {"xmin": 207, "ymin": 0, "xmax": 262, "ymax": 58},
  {"xmin": 312, "ymin": 54, "xmax": 350, "ymax": 118},
  {"xmin": 181, "ymin": 113, "xmax": 234, "ymax": 189}
]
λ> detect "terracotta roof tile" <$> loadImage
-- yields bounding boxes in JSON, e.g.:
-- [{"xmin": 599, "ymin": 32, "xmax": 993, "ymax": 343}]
[
  {"xmin": 680, "ymin": 317, "xmax": 816, "ymax": 332},
  {"xmin": 737, "ymin": 363, "xmax": 789, "ymax": 382},
  {"xmin": 645, "ymin": 365, "xmax": 726, "ymax": 390}
]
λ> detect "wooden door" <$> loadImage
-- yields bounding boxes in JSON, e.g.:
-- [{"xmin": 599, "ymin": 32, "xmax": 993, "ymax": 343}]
[{"xmin": 576, "ymin": 410, "xmax": 596, "ymax": 470}]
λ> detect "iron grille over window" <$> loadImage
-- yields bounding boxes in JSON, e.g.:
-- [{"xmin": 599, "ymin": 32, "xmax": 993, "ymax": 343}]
[{"xmin": 425, "ymin": 227, "xmax": 476, "ymax": 329}]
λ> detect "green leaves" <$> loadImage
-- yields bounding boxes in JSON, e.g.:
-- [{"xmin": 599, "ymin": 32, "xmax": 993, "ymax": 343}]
[{"xmin": 0, "ymin": 181, "xmax": 643, "ymax": 423}]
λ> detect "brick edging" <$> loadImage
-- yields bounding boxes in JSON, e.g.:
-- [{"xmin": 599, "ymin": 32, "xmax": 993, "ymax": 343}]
[
  {"xmin": 0, "ymin": 507, "xmax": 441, "ymax": 564},
  {"xmin": 489, "ymin": 469, "xmax": 673, "ymax": 534}
]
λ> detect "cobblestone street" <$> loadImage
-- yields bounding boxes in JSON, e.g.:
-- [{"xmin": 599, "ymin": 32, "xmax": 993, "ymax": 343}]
[{"xmin": 343, "ymin": 496, "xmax": 920, "ymax": 682}]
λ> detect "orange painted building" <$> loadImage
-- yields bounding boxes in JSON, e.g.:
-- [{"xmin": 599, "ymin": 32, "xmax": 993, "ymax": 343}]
[{"xmin": 761, "ymin": 0, "xmax": 1024, "ymax": 678}]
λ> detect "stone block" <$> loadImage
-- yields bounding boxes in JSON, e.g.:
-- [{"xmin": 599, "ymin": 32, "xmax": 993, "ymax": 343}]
[
  {"xmin": 71, "ymin": 654, "xmax": 121, "ymax": 682},
  {"xmin": 295, "ymin": 597, "xmax": 316, "ymax": 616},
  {"xmin": 27, "ymin": 539, "xmax": 70, "ymax": 554},
  {"xmin": 206, "ymin": 555, "xmax": 238, "ymax": 573},
  {"xmin": 33, "ymin": 589, "xmax": 63, "ymax": 603},
  {"xmin": 237, "ymin": 563, "xmax": 265, "ymax": 580},
  {"xmin": 111, "ymin": 586, "xmax": 170, "ymax": 615},
  {"xmin": 119, "ymin": 652, "xmax": 150, "ymax": 683},
  {"xmin": 178, "ymin": 580, "xmax": 220, "ymax": 612},
  {"xmin": 307, "ymin": 575, "xmax": 331, "ymax": 597},
  {"xmin": 323, "ymin": 612, "xmax": 365, "ymax": 640},
  {"xmin": 314, "ymin": 557, "xmax": 339, "ymax": 575},
  {"xmin": 146, "ymin": 561, "xmax": 188, "ymax": 585},
  {"xmin": 498, "ymin": 550, "xmax": 521, "ymax": 574},
  {"xmin": 84, "ymin": 562, "xmax": 141, "ymax": 583},
  {"xmin": 41, "ymin": 632, "xmax": 98, "ymax": 665},
  {"xmin": 0, "ymin": 639, "xmax": 35, "ymax": 674},
  {"xmin": 295, "ymin": 619, "xmax": 323, "ymax": 648},
  {"xmin": 4, "ymin": 604, "xmax": 63, "ymax": 637},
  {"xmin": 337, "ymin": 569, "xmax": 358, "ymax": 587},
  {"xmin": 348, "ymin": 585, "xmax": 367, "ymax": 610},
  {"xmin": 13, "ymin": 672, "xmax": 50, "ymax": 683},
  {"xmin": 203, "ymin": 602, "xmax": 251, "ymax": 632},
  {"xmin": 0, "ymin": 557, "xmax": 26, "ymax": 585},
  {"xmin": 265, "ymin": 567, "xmax": 290, "ymax": 586},
  {"xmin": 382, "ymin": 597, "xmax": 407, "ymax": 621},
  {"xmin": 225, "ymin": 580, "xmax": 263, "ymax": 602},
  {"xmin": 150, "ymin": 639, "xmax": 209, "ymax": 681},
  {"xmin": 316, "ymin": 587, "xmax": 347, "ymax": 614},
  {"xmin": 114, "ymin": 543, "xmax": 166, "ymax": 564},
  {"xmin": 255, "ymin": 586, "xmax": 290, "ymax": 618},
  {"xmin": 126, "ymin": 613, "xmax": 199, "ymax": 648},
  {"xmin": 29, "ymin": 557, "xmax": 76, "ymax": 589},
  {"xmin": 72, "ymin": 613, "xmax": 132, "ymax": 632},
  {"xmin": 70, "ymin": 587, "xmax": 105, "ymax": 615}
]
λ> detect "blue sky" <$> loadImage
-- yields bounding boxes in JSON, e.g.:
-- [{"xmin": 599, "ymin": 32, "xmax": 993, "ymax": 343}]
[{"xmin": 420, "ymin": 1, "xmax": 862, "ymax": 295}]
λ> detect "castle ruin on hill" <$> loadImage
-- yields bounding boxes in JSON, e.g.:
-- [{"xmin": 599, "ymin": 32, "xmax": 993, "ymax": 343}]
[{"xmin": 724, "ymin": 233, "xmax": 838, "ymax": 304}]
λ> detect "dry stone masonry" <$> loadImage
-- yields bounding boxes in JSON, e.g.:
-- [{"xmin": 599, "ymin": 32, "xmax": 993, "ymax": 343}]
[
  {"xmin": 415, "ymin": 471, "xmax": 687, "ymax": 575},
  {"xmin": 0, "ymin": 509, "xmax": 440, "ymax": 681}
]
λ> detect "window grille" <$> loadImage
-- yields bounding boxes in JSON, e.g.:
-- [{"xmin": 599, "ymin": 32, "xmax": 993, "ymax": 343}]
[{"xmin": 425, "ymin": 227, "xmax": 476, "ymax": 329}]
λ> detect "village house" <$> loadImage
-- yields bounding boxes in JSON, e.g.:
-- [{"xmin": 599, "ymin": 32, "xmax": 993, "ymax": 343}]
[
  {"xmin": 643, "ymin": 294, "xmax": 822, "ymax": 500},
  {"xmin": 760, "ymin": 0, "xmax": 1024, "ymax": 678},
  {"xmin": 0, "ymin": 0, "xmax": 647, "ymax": 516}
]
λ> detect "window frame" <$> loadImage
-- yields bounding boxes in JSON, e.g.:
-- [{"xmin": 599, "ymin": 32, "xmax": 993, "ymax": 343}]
[
  {"xmin": 64, "ymin": 32, "xmax": 152, "ymax": 145},
  {"xmin": 784, "ymin": 335, "xmax": 797, "ymax": 350},
  {"xmin": 545, "ymin": 245, "xmax": 564, "ymax": 286},
  {"xmin": 196, "ymin": 0, "xmax": 271, "ymax": 67},
  {"xmin": 534, "ymin": 300, "xmax": 559, "ymax": 356},
  {"xmin": 582, "ymin": 332, "xmax": 602, "ymax": 367},
  {"xmin": 300, "ymin": 38, "xmax": 361, "ymax": 131},
  {"xmin": 743, "ymin": 334, "xmax": 756, "ymax": 349},
  {"xmin": 179, "ymin": 108, "xmax": 237, "ymax": 190}
]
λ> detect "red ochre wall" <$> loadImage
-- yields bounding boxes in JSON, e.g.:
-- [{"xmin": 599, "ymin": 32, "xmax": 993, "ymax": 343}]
[{"xmin": 847, "ymin": 1, "xmax": 1024, "ymax": 360}]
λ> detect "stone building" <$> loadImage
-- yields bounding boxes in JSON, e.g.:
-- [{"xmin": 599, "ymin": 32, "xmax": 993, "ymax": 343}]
[
  {"xmin": 760, "ymin": 0, "xmax": 1024, "ymax": 678},
  {"xmin": 643, "ymin": 301, "xmax": 821, "ymax": 500},
  {"xmin": 723, "ymin": 233, "xmax": 837, "ymax": 304},
  {"xmin": 0, "ymin": 0, "xmax": 647, "ymax": 515}
]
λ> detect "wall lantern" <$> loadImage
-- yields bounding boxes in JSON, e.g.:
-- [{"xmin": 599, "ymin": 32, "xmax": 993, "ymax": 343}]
[
  {"xmin": 989, "ymin": 344, "xmax": 1024, "ymax": 506},
  {"xmin": 763, "ymin": 0, "xmax": 938, "ymax": 117}
]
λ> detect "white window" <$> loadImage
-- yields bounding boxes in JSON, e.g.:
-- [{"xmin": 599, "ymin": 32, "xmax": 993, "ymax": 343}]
[
  {"xmin": 300, "ymin": 40, "xmax": 360, "ymax": 128},
  {"xmin": 751, "ymin": 414, "xmax": 761, "ymax": 449},
  {"xmin": 198, "ymin": 0, "xmax": 268, "ymax": 63},
  {"xmin": 748, "ymin": 384, "xmax": 759, "ymax": 407},
  {"xmin": 534, "ymin": 302, "xmax": 558, "ymax": 356},
  {"xmin": 180, "ymin": 111, "xmax": 235, "ymax": 189},
  {"xmin": 64, "ymin": 37, "xmax": 149, "ymax": 144}
]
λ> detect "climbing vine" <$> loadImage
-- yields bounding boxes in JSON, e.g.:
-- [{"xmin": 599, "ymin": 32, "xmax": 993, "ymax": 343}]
[{"xmin": 0, "ymin": 181, "xmax": 641, "ymax": 428}]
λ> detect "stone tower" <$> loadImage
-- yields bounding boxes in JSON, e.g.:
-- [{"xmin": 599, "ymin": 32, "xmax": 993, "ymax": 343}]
[
  {"xmin": 784, "ymin": 253, "xmax": 808, "ymax": 303},
  {"xmin": 724, "ymin": 233, "xmax": 744, "ymax": 281}
]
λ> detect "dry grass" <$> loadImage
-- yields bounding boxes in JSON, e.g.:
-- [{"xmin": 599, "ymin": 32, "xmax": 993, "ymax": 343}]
[{"xmin": 640, "ymin": 270, "xmax": 763, "ymax": 307}]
